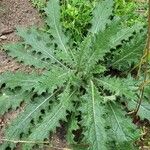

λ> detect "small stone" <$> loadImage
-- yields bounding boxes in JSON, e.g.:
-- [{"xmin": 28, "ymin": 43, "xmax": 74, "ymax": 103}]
[{"xmin": 0, "ymin": 35, "xmax": 7, "ymax": 40}]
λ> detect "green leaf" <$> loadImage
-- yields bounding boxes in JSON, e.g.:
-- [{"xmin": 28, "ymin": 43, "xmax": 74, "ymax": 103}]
[
  {"xmin": 128, "ymin": 99, "xmax": 150, "ymax": 120},
  {"xmin": 77, "ymin": 36, "xmax": 92, "ymax": 70},
  {"xmin": 3, "ymin": 43, "xmax": 50, "ymax": 69},
  {"xmin": 0, "ymin": 71, "xmax": 39, "ymax": 91},
  {"xmin": 66, "ymin": 113, "xmax": 79, "ymax": 144},
  {"xmin": 22, "ymin": 87, "xmax": 74, "ymax": 149},
  {"xmin": 0, "ymin": 90, "xmax": 31, "ymax": 115},
  {"xmin": 0, "ymin": 94, "xmax": 54, "ymax": 150},
  {"xmin": 45, "ymin": 0, "xmax": 69, "ymax": 54},
  {"xmin": 106, "ymin": 102, "xmax": 140, "ymax": 150},
  {"xmin": 93, "ymin": 21, "xmax": 139, "ymax": 60},
  {"xmin": 144, "ymin": 85, "xmax": 150, "ymax": 100},
  {"xmin": 90, "ymin": 0, "xmax": 114, "ymax": 34},
  {"xmin": 16, "ymin": 27, "xmax": 67, "ymax": 68},
  {"xmin": 83, "ymin": 20, "xmax": 138, "ymax": 72},
  {"xmin": 81, "ymin": 81, "xmax": 107, "ymax": 150},
  {"xmin": 0, "ymin": 67, "xmax": 70, "ymax": 94},
  {"xmin": 92, "ymin": 65, "xmax": 106, "ymax": 74},
  {"xmin": 45, "ymin": 0, "xmax": 77, "ymax": 66},
  {"xmin": 112, "ymin": 31, "xmax": 146, "ymax": 70},
  {"xmin": 96, "ymin": 76, "xmax": 138, "ymax": 100}
]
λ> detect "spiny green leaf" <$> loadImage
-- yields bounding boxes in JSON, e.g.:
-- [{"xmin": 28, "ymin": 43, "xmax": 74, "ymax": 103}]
[
  {"xmin": 109, "ymin": 24, "xmax": 143, "ymax": 48},
  {"xmin": 0, "ymin": 90, "xmax": 31, "ymax": 115},
  {"xmin": 92, "ymin": 65, "xmax": 106, "ymax": 74},
  {"xmin": 128, "ymin": 99, "xmax": 150, "ymax": 120},
  {"xmin": 45, "ymin": 0, "xmax": 76, "ymax": 65},
  {"xmin": 77, "ymin": 36, "xmax": 92, "ymax": 70},
  {"xmin": 0, "ymin": 71, "xmax": 39, "ymax": 91},
  {"xmin": 90, "ymin": 0, "xmax": 114, "ymax": 34},
  {"xmin": 22, "ymin": 87, "xmax": 74, "ymax": 149},
  {"xmin": 96, "ymin": 76, "xmax": 138, "ymax": 100},
  {"xmin": 45, "ymin": 0, "xmax": 69, "ymax": 54},
  {"xmin": 0, "ymin": 94, "xmax": 54, "ymax": 150},
  {"xmin": 81, "ymin": 81, "xmax": 107, "ymax": 150},
  {"xmin": 106, "ymin": 102, "xmax": 140, "ymax": 150},
  {"xmin": 3, "ymin": 43, "xmax": 50, "ymax": 69},
  {"xmin": 17, "ymin": 27, "xmax": 54, "ymax": 59},
  {"xmin": 144, "ymin": 84, "xmax": 150, "ymax": 100},
  {"xmin": 0, "ymin": 67, "xmax": 70, "ymax": 94},
  {"xmin": 17, "ymin": 27, "xmax": 67, "ymax": 68},
  {"xmin": 66, "ymin": 113, "xmax": 79, "ymax": 145},
  {"xmin": 93, "ymin": 20, "xmax": 139, "ymax": 60},
  {"xmin": 83, "ymin": 20, "xmax": 138, "ymax": 72},
  {"xmin": 112, "ymin": 31, "xmax": 146, "ymax": 70}
]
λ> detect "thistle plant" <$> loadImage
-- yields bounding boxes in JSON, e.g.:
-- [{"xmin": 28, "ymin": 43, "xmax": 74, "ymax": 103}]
[{"xmin": 0, "ymin": 0, "xmax": 149, "ymax": 150}]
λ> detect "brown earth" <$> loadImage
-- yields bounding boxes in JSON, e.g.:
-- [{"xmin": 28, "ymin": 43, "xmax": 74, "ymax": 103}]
[
  {"xmin": 0, "ymin": 0, "xmax": 43, "ymax": 73},
  {"xmin": 0, "ymin": 0, "xmax": 67, "ymax": 150}
]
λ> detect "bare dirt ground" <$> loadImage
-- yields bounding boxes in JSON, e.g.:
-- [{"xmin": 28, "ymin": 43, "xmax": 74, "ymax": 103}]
[
  {"xmin": 0, "ymin": 0, "xmax": 42, "ymax": 73},
  {"xmin": 0, "ymin": 0, "xmax": 67, "ymax": 150}
]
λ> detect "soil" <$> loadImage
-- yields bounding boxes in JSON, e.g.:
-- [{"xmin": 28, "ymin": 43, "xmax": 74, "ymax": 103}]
[
  {"xmin": 0, "ymin": 0, "xmax": 67, "ymax": 150},
  {"xmin": 0, "ymin": 0, "xmax": 43, "ymax": 73}
]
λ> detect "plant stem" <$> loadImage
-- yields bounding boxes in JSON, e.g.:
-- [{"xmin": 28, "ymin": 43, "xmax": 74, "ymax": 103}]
[{"xmin": 135, "ymin": 0, "xmax": 150, "ymax": 114}]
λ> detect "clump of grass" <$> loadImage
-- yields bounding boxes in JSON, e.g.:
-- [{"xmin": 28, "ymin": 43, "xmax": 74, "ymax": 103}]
[
  {"xmin": 31, "ymin": 0, "xmax": 147, "ymax": 42},
  {"xmin": 31, "ymin": 0, "xmax": 46, "ymax": 10},
  {"xmin": 115, "ymin": 0, "xmax": 147, "ymax": 25},
  {"xmin": 61, "ymin": 0, "xmax": 96, "ymax": 42}
]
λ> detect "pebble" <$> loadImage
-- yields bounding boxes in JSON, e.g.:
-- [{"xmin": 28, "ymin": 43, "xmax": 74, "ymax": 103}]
[{"xmin": 0, "ymin": 35, "xmax": 7, "ymax": 40}]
